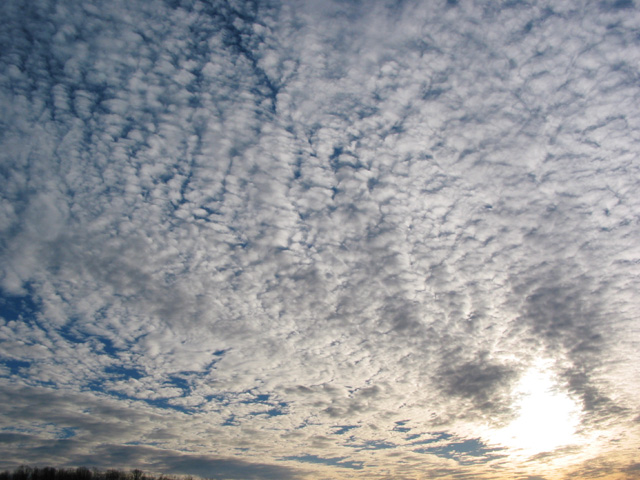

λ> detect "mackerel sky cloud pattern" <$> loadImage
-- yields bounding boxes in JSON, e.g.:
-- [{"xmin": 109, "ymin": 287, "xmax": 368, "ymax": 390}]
[{"xmin": 1, "ymin": 0, "xmax": 639, "ymax": 479}]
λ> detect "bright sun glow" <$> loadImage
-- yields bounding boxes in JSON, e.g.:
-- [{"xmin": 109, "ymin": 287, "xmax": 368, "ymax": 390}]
[{"xmin": 487, "ymin": 359, "xmax": 582, "ymax": 456}]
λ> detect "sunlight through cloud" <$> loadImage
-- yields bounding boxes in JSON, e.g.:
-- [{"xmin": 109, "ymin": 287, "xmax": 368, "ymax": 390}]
[{"xmin": 486, "ymin": 359, "xmax": 582, "ymax": 457}]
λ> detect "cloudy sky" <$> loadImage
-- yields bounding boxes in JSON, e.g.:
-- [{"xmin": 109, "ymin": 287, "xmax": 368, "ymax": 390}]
[{"xmin": 1, "ymin": 0, "xmax": 640, "ymax": 478}]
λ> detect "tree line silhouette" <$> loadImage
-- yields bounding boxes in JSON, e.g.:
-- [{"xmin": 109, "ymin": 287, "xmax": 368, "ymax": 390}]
[{"xmin": 0, "ymin": 467, "xmax": 192, "ymax": 480}]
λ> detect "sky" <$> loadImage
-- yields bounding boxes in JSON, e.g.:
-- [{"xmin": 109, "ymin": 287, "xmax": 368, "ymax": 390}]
[{"xmin": 1, "ymin": 0, "xmax": 640, "ymax": 479}]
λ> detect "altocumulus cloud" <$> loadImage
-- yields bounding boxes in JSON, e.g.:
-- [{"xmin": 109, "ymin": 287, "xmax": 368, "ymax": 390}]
[{"xmin": 1, "ymin": 0, "xmax": 640, "ymax": 479}]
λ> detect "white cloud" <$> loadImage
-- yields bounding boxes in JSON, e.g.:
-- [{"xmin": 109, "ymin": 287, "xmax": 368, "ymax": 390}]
[{"xmin": 1, "ymin": 0, "xmax": 639, "ymax": 478}]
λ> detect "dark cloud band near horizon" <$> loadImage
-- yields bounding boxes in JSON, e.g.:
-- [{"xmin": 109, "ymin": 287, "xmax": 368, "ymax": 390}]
[{"xmin": 1, "ymin": 0, "xmax": 639, "ymax": 479}]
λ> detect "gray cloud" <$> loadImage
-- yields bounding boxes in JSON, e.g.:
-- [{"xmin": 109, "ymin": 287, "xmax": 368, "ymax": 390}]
[
  {"xmin": 438, "ymin": 354, "xmax": 519, "ymax": 422},
  {"xmin": 76, "ymin": 446, "xmax": 304, "ymax": 480}
]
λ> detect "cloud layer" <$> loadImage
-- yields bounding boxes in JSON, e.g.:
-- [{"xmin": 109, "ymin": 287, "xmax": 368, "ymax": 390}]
[{"xmin": 1, "ymin": 0, "xmax": 640, "ymax": 478}]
